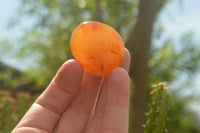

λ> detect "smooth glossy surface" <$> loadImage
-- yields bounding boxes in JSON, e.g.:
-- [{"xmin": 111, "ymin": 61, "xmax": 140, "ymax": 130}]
[{"xmin": 70, "ymin": 21, "xmax": 124, "ymax": 76}]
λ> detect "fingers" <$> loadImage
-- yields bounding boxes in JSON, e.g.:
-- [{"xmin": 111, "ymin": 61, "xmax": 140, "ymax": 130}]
[
  {"xmin": 56, "ymin": 70, "xmax": 103, "ymax": 133},
  {"xmin": 87, "ymin": 48, "xmax": 131, "ymax": 133},
  {"xmin": 56, "ymin": 48, "xmax": 131, "ymax": 132},
  {"xmin": 13, "ymin": 48, "xmax": 131, "ymax": 133},
  {"xmin": 87, "ymin": 68, "xmax": 130, "ymax": 133},
  {"xmin": 37, "ymin": 60, "xmax": 84, "ymax": 114},
  {"xmin": 121, "ymin": 48, "xmax": 131, "ymax": 71},
  {"xmin": 12, "ymin": 60, "xmax": 84, "ymax": 133}
]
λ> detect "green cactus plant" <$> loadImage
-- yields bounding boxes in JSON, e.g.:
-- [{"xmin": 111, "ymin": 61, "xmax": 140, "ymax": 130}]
[{"xmin": 145, "ymin": 82, "xmax": 170, "ymax": 133}]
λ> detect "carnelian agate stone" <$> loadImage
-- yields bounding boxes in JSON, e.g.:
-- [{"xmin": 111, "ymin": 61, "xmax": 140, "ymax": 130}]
[{"xmin": 70, "ymin": 21, "xmax": 125, "ymax": 76}]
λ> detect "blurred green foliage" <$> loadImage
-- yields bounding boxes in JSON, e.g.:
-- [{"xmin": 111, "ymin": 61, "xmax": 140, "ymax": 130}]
[
  {"xmin": 166, "ymin": 91, "xmax": 200, "ymax": 133},
  {"xmin": 150, "ymin": 32, "xmax": 200, "ymax": 83},
  {"xmin": 0, "ymin": 91, "xmax": 31, "ymax": 133},
  {"xmin": 0, "ymin": 0, "xmax": 200, "ymax": 132}
]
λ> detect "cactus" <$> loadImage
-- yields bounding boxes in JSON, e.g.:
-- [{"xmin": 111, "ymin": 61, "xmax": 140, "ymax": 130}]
[{"xmin": 144, "ymin": 82, "xmax": 170, "ymax": 133}]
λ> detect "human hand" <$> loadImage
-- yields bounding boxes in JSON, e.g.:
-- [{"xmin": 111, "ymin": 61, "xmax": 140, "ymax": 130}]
[{"xmin": 12, "ymin": 48, "xmax": 130, "ymax": 133}]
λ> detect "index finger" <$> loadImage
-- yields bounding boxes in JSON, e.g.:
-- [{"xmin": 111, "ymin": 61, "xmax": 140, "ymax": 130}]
[{"xmin": 12, "ymin": 60, "xmax": 84, "ymax": 133}]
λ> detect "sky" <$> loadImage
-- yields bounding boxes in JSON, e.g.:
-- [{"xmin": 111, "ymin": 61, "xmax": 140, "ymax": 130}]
[
  {"xmin": 0, "ymin": 0, "xmax": 20, "ymax": 40},
  {"xmin": 159, "ymin": 0, "xmax": 200, "ymax": 38}
]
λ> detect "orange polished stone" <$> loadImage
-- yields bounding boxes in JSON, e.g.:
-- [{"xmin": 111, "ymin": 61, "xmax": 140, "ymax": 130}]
[{"xmin": 70, "ymin": 21, "xmax": 125, "ymax": 76}]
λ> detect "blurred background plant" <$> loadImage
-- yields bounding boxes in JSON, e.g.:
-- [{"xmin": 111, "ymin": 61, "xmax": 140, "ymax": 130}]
[
  {"xmin": 0, "ymin": 0, "xmax": 200, "ymax": 132},
  {"xmin": 144, "ymin": 82, "xmax": 170, "ymax": 133}
]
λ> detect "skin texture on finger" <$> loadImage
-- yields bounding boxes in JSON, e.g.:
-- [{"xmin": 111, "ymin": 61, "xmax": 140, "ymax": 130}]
[
  {"xmin": 12, "ymin": 127, "xmax": 48, "ymax": 133},
  {"xmin": 56, "ymin": 70, "xmax": 103, "ymax": 133},
  {"xmin": 12, "ymin": 60, "xmax": 84, "ymax": 133},
  {"xmin": 87, "ymin": 68, "xmax": 130, "ymax": 133}
]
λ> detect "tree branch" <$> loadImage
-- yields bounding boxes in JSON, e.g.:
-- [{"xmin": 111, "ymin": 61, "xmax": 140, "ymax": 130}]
[
  {"xmin": 126, "ymin": 0, "xmax": 159, "ymax": 132},
  {"xmin": 95, "ymin": 0, "xmax": 103, "ymax": 22}
]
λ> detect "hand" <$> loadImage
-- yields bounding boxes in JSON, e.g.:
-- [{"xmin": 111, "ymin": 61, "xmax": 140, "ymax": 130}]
[{"xmin": 12, "ymin": 48, "xmax": 130, "ymax": 133}]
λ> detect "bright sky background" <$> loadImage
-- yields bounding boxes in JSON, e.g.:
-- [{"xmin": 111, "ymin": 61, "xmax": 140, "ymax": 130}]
[
  {"xmin": 159, "ymin": 0, "xmax": 200, "ymax": 38},
  {"xmin": 0, "ymin": 0, "xmax": 20, "ymax": 40},
  {"xmin": 1, "ymin": 0, "xmax": 200, "ymax": 112}
]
